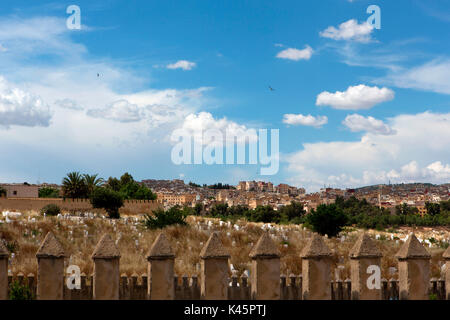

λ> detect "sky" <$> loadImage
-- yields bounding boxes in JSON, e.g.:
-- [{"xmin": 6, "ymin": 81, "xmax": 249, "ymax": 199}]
[{"xmin": 0, "ymin": 0, "xmax": 449, "ymax": 192}]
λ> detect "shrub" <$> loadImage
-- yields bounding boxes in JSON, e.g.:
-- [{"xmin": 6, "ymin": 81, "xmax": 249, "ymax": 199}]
[
  {"xmin": 250, "ymin": 205, "xmax": 281, "ymax": 223},
  {"xmin": 0, "ymin": 186, "xmax": 6, "ymax": 197},
  {"xmin": 9, "ymin": 280, "xmax": 33, "ymax": 300},
  {"xmin": 143, "ymin": 206, "xmax": 187, "ymax": 229},
  {"xmin": 90, "ymin": 187, "xmax": 124, "ymax": 219},
  {"xmin": 40, "ymin": 204, "xmax": 61, "ymax": 216},
  {"xmin": 306, "ymin": 204, "xmax": 348, "ymax": 237},
  {"xmin": 38, "ymin": 187, "xmax": 60, "ymax": 198}
]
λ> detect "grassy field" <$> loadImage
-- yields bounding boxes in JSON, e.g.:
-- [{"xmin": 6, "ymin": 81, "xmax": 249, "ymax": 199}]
[{"xmin": 0, "ymin": 210, "xmax": 448, "ymax": 281}]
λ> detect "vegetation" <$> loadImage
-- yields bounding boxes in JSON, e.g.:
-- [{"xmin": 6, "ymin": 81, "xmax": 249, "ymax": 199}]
[
  {"xmin": 83, "ymin": 174, "xmax": 104, "ymax": 196},
  {"xmin": 207, "ymin": 183, "xmax": 236, "ymax": 190},
  {"xmin": 188, "ymin": 201, "xmax": 306, "ymax": 225},
  {"xmin": 90, "ymin": 187, "xmax": 124, "ymax": 219},
  {"xmin": 40, "ymin": 204, "xmax": 61, "ymax": 216},
  {"xmin": 0, "ymin": 186, "xmax": 7, "ymax": 197},
  {"xmin": 105, "ymin": 173, "xmax": 156, "ymax": 200},
  {"xmin": 62, "ymin": 172, "xmax": 87, "ymax": 199},
  {"xmin": 143, "ymin": 206, "xmax": 188, "ymax": 229},
  {"xmin": 183, "ymin": 197, "xmax": 449, "ymax": 237},
  {"xmin": 9, "ymin": 280, "xmax": 33, "ymax": 300},
  {"xmin": 305, "ymin": 204, "xmax": 348, "ymax": 237},
  {"xmin": 61, "ymin": 171, "xmax": 156, "ymax": 201},
  {"xmin": 38, "ymin": 187, "xmax": 60, "ymax": 198},
  {"xmin": 188, "ymin": 182, "xmax": 201, "ymax": 188}
]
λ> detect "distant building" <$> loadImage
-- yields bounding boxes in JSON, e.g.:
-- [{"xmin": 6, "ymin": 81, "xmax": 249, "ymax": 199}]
[
  {"xmin": 0, "ymin": 184, "xmax": 39, "ymax": 198},
  {"xmin": 156, "ymin": 192, "xmax": 196, "ymax": 207}
]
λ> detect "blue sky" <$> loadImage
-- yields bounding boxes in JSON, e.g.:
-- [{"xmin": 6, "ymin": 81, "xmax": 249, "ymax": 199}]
[{"xmin": 0, "ymin": 0, "xmax": 449, "ymax": 191}]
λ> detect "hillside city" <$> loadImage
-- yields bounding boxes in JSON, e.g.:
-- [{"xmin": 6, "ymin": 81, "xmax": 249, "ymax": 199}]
[{"xmin": 2, "ymin": 179, "xmax": 449, "ymax": 216}]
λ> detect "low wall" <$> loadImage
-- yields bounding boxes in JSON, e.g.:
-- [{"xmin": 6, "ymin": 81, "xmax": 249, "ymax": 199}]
[{"xmin": 0, "ymin": 198, "xmax": 161, "ymax": 215}]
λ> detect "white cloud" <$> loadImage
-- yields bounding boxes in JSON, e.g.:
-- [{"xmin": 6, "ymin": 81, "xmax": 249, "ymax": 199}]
[
  {"xmin": 54, "ymin": 98, "xmax": 82, "ymax": 110},
  {"xmin": 342, "ymin": 114, "xmax": 396, "ymax": 135},
  {"xmin": 0, "ymin": 76, "xmax": 52, "ymax": 128},
  {"xmin": 174, "ymin": 112, "xmax": 258, "ymax": 145},
  {"xmin": 276, "ymin": 45, "xmax": 314, "ymax": 61},
  {"xmin": 285, "ymin": 111, "xmax": 450, "ymax": 191},
  {"xmin": 87, "ymin": 100, "xmax": 143, "ymax": 123},
  {"xmin": 316, "ymin": 84, "xmax": 395, "ymax": 110},
  {"xmin": 283, "ymin": 114, "xmax": 328, "ymax": 128},
  {"xmin": 166, "ymin": 60, "xmax": 197, "ymax": 71},
  {"xmin": 0, "ymin": 16, "xmax": 214, "ymax": 182},
  {"xmin": 320, "ymin": 19, "xmax": 374, "ymax": 43},
  {"xmin": 378, "ymin": 59, "xmax": 450, "ymax": 95}
]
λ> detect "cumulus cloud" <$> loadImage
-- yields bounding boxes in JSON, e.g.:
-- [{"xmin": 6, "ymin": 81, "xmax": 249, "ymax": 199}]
[
  {"xmin": 174, "ymin": 112, "xmax": 258, "ymax": 145},
  {"xmin": 319, "ymin": 19, "xmax": 374, "ymax": 43},
  {"xmin": 0, "ymin": 76, "xmax": 52, "ymax": 128},
  {"xmin": 342, "ymin": 114, "xmax": 396, "ymax": 135},
  {"xmin": 0, "ymin": 16, "xmax": 214, "ymax": 182},
  {"xmin": 276, "ymin": 45, "xmax": 314, "ymax": 61},
  {"xmin": 285, "ymin": 111, "xmax": 450, "ymax": 191},
  {"xmin": 283, "ymin": 114, "xmax": 328, "ymax": 128},
  {"xmin": 316, "ymin": 84, "xmax": 395, "ymax": 110},
  {"xmin": 166, "ymin": 60, "xmax": 196, "ymax": 71}
]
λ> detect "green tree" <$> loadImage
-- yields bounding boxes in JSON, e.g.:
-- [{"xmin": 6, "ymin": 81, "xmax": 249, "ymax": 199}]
[
  {"xmin": 251, "ymin": 205, "xmax": 281, "ymax": 223},
  {"xmin": 143, "ymin": 206, "xmax": 187, "ymax": 229},
  {"xmin": 105, "ymin": 173, "xmax": 156, "ymax": 200},
  {"xmin": 83, "ymin": 174, "xmax": 104, "ymax": 196},
  {"xmin": 38, "ymin": 187, "xmax": 60, "ymax": 198},
  {"xmin": 279, "ymin": 201, "xmax": 306, "ymax": 223},
  {"xmin": 193, "ymin": 203, "xmax": 204, "ymax": 215},
  {"xmin": 62, "ymin": 172, "xmax": 87, "ymax": 199},
  {"xmin": 105, "ymin": 177, "xmax": 121, "ymax": 192},
  {"xmin": 425, "ymin": 202, "xmax": 440, "ymax": 216},
  {"xmin": 0, "ymin": 186, "xmax": 7, "ymax": 197},
  {"xmin": 306, "ymin": 204, "xmax": 348, "ymax": 237},
  {"xmin": 90, "ymin": 187, "xmax": 124, "ymax": 219},
  {"xmin": 210, "ymin": 203, "xmax": 229, "ymax": 217}
]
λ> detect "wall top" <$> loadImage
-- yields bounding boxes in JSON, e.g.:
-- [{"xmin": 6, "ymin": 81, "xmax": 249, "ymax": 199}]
[
  {"xmin": 395, "ymin": 233, "xmax": 431, "ymax": 260},
  {"xmin": 349, "ymin": 233, "xmax": 382, "ymax": 259},
  {"xmin": 249, "ymin": 232, "xmax": 280, "ymax": 259},
  {"xmin": 92, "ymin": 234, "xmax": 121, "ymax": 259},
  {"xmin": 0, "ymin": 239, "xmax": 9, "ymax": 258},
  {"xmin": 300, "ymin": 233, "xmax": 332, "ymax": 258},
  {"xmin": 36, "ymin": 232, "xmax": 66, "ymax": 258},
  {"xmin": 146, "ymin": 233, "xmax": 175, "ymax": 260},
  {"xmin": 200, "ymin": 232, "xmax": 230, "ymax": 259},
  {"xmin": 443, "ymin": 245, "xmax": 450, "ymax": 260}
]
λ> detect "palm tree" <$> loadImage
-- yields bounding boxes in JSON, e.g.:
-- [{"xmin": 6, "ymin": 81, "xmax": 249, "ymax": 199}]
[
  {"xmin": 83, "ymin": 174, "xmax": 104, "ymax": 196},
  {"xmin": 62, "ymin": 172, "xmax": 87, "ymax": 199}
]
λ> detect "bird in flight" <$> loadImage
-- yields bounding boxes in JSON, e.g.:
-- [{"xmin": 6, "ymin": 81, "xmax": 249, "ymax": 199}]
[
  {"xmin": 268, "ymin": 85, "xmax": 275, "ymax": 91},
  {"xmin": 97, "ymin": 73, "xmax": 100, "ymax": 77}
]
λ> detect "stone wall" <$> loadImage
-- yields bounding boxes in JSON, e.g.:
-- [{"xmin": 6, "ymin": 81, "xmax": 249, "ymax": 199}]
[
  {"xmin": 0, "ymin": 198, "xmax": 160, "ymax": 215},
  {"xmin": 1, "ymin": 232, "xmax": 449, "ymax": 300}
]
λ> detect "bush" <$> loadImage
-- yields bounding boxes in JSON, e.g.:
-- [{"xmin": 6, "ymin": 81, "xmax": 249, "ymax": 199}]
[
  {"xmin": 143, "ymin": 206, "xmax": 187, "ymax": 229},
  {"xmin": 306, "ymin": 204, "xmax": 348, "ymax": 237},
  {"xmin": 0, "ymin": 186, "xmax": 6, "ymax": 197},
  {"xmin": 9, "ymin": 280, "xmax": 33, "ymax": 300},
  {"xmin": 38, "ymin": 187, "xmax": 60, "ymax": 198},
  {"xmin": 40, "ymin": 204, "xmax": 61, "ymax": 216},
  {"xmin": 90, "ymin": 187, "xmax": 124, "ymax": 219},
  {"xmin": 250, "ymin": 205, "xmax": 281, "ymax": 223}
]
